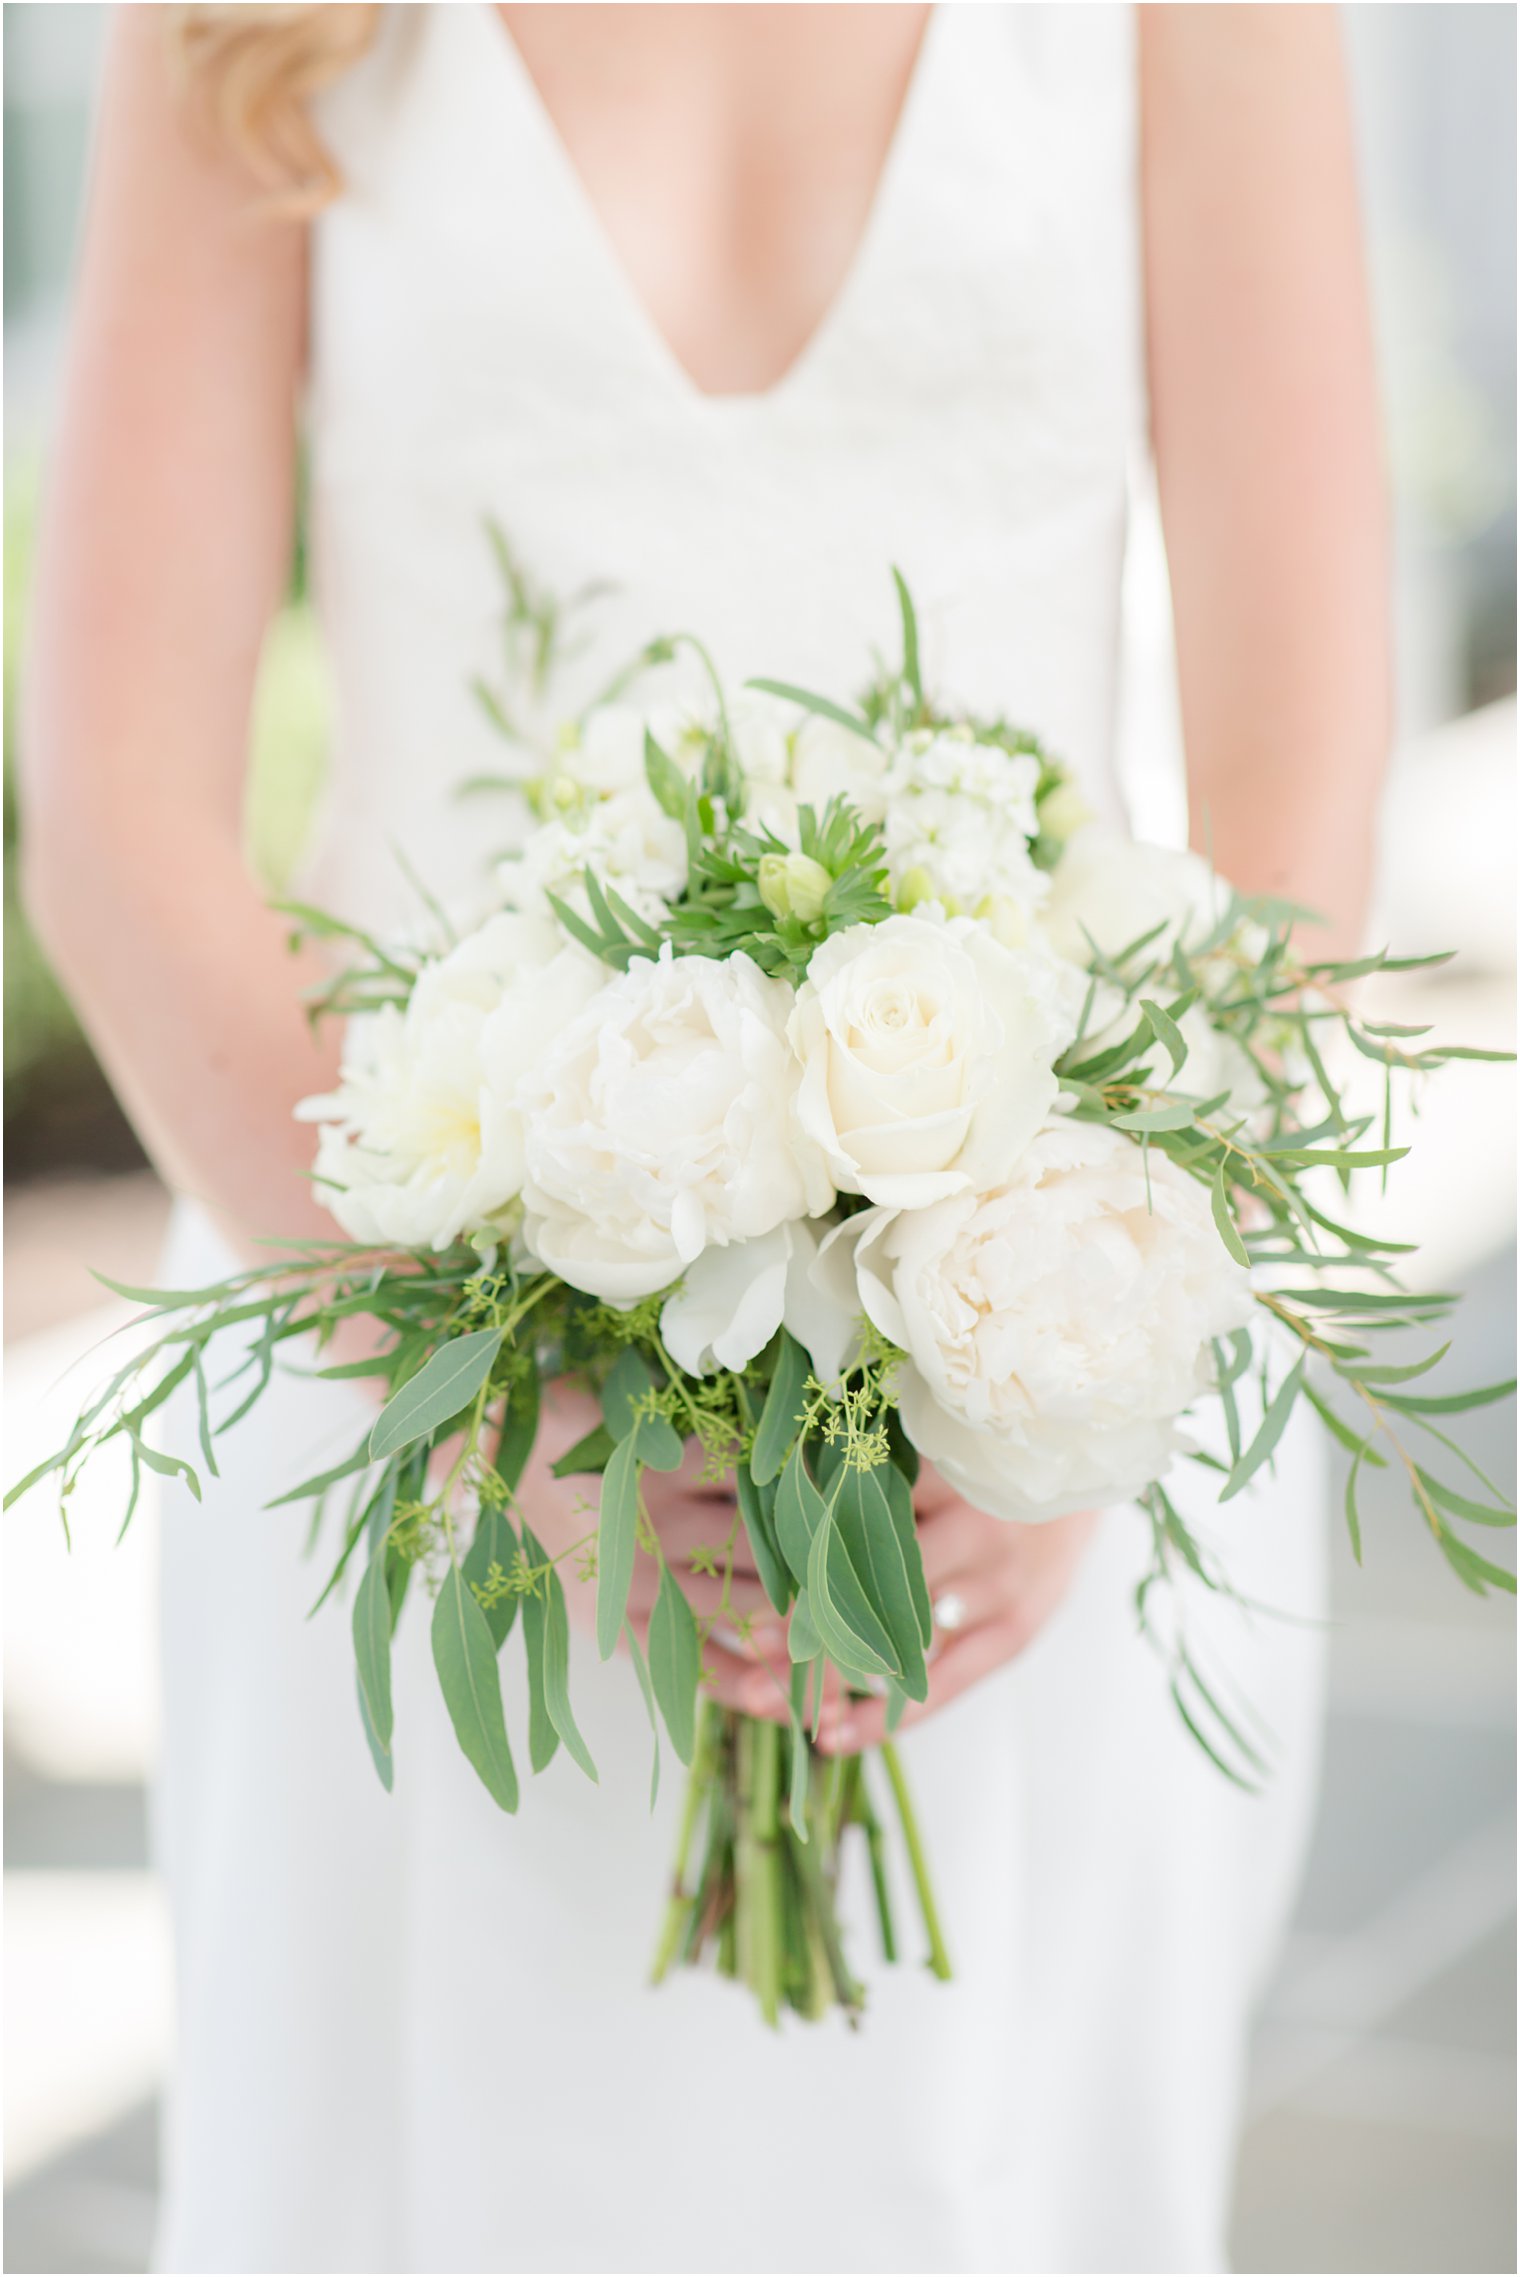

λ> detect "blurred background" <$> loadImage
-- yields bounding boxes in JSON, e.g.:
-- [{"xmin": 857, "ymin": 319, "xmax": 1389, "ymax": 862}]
[{"xmin": 3, "ymin": 4, "xmax": 1515, "ymax": 2271}]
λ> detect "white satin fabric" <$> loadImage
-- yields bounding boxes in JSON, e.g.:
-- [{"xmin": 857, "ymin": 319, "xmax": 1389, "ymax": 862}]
[{"xmin": 155, "ymin": 8, "xmax": 1328, "ymax": 2270}]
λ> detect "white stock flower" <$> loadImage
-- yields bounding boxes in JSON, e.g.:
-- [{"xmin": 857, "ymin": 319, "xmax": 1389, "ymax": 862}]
[
  {"xmin": 297, "ymin": 914, "xmax": 601, "ymax": 1251},
  {"xmin": 1040, "ymin": 827, "xmax": 1223, "ymax": 968},
  {"xmin": 559, "ymin": 704, "xmax": 649, "ymax": 795},
  {"xmin": 520, "ymin": 949, "xmax": 834, "ymax": 1305},
  {"xmin": 787, "ymin": 914, "xmax": 1080, "ymax": 1210},
  {"xmin": 660, "ymin": 1220, "xmax": 841, "ymax": 1378},
  {"xmin": 846, "ymin": 1120, "xmax": 1255, "ymax": 1523},
  {"xmin": 882, "ymin": 731, "xmax": 1047, "ymax": 917},
  {"xmin": 506, "ymin": 784, "xmax": 687, "ymax": 923}
]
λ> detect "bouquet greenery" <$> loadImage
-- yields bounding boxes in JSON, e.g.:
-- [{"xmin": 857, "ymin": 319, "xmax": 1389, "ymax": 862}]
[{"xmin": 12, "ymin": 562, "xmax": 1513, "ymax": 2028}]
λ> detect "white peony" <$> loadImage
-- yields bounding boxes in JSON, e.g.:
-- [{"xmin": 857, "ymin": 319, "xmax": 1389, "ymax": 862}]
[
  {"xmin": 660, "ymin": 1219, "xmax": 842, "ymax": 1378},
  {"xmin": 297, "ymin": 913, "xmax": 601, "ymax": 1251},
  {"xmin": 882, "ymin": 730, "xmax": 1048, "ymax": 918},
  {"xmin": 505, "ymin": 784, "xmax": 688, "ymax": 923},
  {"xmin": 846, "ymin": 1120, "xmax": 1255, "ymax": 1523},
  {"xmin": 520, "ymin": 948, "xmax": 834, "ymax": 1305},
  {"xmin": 1040, "ymin": 827, "xmax": 1223, "ymax": 968},
  {"xmin": 787, "ymin": 913, "xmax": 1080, "ymax": 1210}
]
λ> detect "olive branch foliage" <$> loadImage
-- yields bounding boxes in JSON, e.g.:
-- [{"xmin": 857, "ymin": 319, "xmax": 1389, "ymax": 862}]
[{"xmin": 9, "ymin": 566, "xmax": 1514, "ymax": 1852}]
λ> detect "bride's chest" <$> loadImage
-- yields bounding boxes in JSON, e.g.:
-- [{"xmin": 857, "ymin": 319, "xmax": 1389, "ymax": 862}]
[{"xmin": 308, "ymin": 1, "xmax": 1144, "ymax": 472}]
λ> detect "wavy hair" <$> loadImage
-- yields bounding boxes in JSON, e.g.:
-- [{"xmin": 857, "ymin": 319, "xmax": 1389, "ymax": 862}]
[{"xmin": 165, "ymin": 4, "xmax": 381, "ymax": 212}]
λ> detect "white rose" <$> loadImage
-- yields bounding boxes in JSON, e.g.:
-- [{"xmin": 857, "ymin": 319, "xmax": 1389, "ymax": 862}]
[
  {"xmin": 882, "ymin": 731, "xmax": 1047, "ymax": 917},
  {"xmin": 505, "ymin": 784, "xmax": 687, "ymax": 923},
  {"xmin": 660, "ymin": 1219, "xmax": 843, "ymax": 1378},
  {"xmin": 1040, "ymin": 827, "xmax": 1223, "ymax": 967},
  {"xmin": 789, "ymin": 714, "xmax": 892, "ymax": 824},
  {"xmin": 787, "ymin": 913, "xmax": 1080, "ymax": 1210},
  {"xmin": 520, "ymin": 949, "xmax": 834, "ymax": 1305},
  {"xmin": 297, "ymin": 914, "xmax": 601, "ymax": 1250},
  {"xmin": 848, "ymin": 1120, "xmax": 1255, "ymax": 1523}
]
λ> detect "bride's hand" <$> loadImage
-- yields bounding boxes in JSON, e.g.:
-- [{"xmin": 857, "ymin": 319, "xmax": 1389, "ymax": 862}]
[{"xmin": 518, "ymin": 1384, "xmax": 778, "ymax": 1706}]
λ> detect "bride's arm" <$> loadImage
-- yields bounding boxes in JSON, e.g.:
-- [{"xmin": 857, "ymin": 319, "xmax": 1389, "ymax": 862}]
[
  {"xmin": 1142, "ymin": 4, "xmax": 1390, "ymax": 958},
  {"xmin": 20, "ymin": 11, "xmax": 339, "ymax": 1253}
]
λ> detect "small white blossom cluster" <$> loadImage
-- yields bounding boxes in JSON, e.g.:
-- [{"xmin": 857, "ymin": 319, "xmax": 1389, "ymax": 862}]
[{"xmin": 302, "ymin": 690, "xmax": 1263, "ymax": 1524}]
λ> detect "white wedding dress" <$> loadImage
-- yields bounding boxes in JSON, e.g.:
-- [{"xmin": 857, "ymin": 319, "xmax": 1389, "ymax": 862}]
[{"xmin": 154, "ymin": 8, "xmax": 1328, "ymax": 2271}]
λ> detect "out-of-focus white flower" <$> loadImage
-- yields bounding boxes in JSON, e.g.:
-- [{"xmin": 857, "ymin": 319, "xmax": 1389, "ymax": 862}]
[
  {"xmin": 844, "ymin": 1120, "xmax": 1255, "ymax": 1523},
  {"xmin": 661, "ymin": 1219, "xmax": 841, "ymax": 1377},
  {"xmin": 521, "ymin": 949, "xmax": 833, "ymax": 1305},
  {"xmin": 788, "ymin": 913, "xmax": 1080, "ymax": 1210},
  {"xmin": 1036, "ymin": 779, "xmax": 1095, "ymax": 846},
  {"xmin": 789, "ymin": 714, "xmax": 892, "ymax": 824},
  {"xmin": 758, "ymin": 849, "xmax": 832, "ymax": 924},
  {"xmin": 555, "ymin": 704, "xmax": 650, "ymax": 796},
  {"xmin": 297, "ymin": 914, "xmax": 601, "ymax": 1251},
  {"xmin": 1040, "ymin": 827, "xmax": 1224, "ymax": 967},
  {"xmin": 881, "ymin": 731, "xmax": 1048, "ymax": 917},
  {"xmin": 505, "ymin": 785, "xmax": 687, "ymax": 923}
]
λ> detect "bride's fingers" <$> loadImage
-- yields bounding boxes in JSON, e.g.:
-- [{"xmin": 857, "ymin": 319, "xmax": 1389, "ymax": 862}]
[
  {"xmin": 625, "ymin": 1563, "xmax": 774, "ymax": 1624},
  {"xmin": 912, "ymin": 1496, "xmax": 1013, "ymax": 1589},
  {"xmin": 814, "ymin": 1614, "xmax": 1031, "ymax": 1755}
]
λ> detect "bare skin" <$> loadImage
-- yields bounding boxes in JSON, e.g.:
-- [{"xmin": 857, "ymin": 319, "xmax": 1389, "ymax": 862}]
[{"xmin": 20, "ymin": 5, "xmax": 1386, "ymax": 1751}]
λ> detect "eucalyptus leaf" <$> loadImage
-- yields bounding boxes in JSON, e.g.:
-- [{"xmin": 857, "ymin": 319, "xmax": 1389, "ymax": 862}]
[
  {"xmin": 649, "ymin": 1562, "xmax": 701, "ymax": 1765},
  {"xmin": 527, "ymin": 1533, "xmax": 596, "ymax": 1781},
  {"xmin": 352, "ymin": 1542, "xmax": 395, "ymax": 1750},
  {"xmin": 752, "ymin": 1330, "xmax": 811, "ymax": 1485},
  {"xmin": 370, "ymin": 1326, "xmax": 503, "ymax": 1461},
  {"xmin": 431, "ymin": 1564, "xmax": 519, "ymax": 1812},
  {"xmin": 596, "ymin": 1433, "xmax": 642, "ymax": 1661}
]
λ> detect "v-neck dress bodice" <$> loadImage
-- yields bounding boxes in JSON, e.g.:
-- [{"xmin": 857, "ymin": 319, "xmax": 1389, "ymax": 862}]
[
  {"xmin": 154, "ymin": 12, "xmax": 1328, "ymax": 2273},
  {"xmin": 299, "ymin": 0, "xmax": 1144, "ymax": 931}
]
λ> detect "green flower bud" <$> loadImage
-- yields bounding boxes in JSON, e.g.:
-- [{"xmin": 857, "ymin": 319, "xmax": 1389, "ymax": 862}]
[
  {"xmin": 1037, "ymin": 781, "xmax": 1093, "ymax": 843},
  {"xmin": 758, "ymin": 850, "xmax": 832, "ymax": 925},
  {"xmin": 974, "ymin": 893, "xmax": 1029, "ymax": 948},
  {"xmin": 894, "ymin": 864, "xmax": 936, "ymax": 913}
]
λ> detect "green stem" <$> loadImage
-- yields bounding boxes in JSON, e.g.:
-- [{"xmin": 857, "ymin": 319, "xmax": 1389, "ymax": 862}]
[
  {"xmin": 880, "ymin": 1741, "xmax": 952, "ymax": 1982},
  {"xmin": 650, "ymin": 1699, "xmax": 714, "ymax": 1985}
]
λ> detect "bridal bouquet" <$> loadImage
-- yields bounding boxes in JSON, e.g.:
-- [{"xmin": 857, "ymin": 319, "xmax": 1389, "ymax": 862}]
[{"xmin": 14, "ymin": 562, "xmax": 1513, "ymax": 2028}]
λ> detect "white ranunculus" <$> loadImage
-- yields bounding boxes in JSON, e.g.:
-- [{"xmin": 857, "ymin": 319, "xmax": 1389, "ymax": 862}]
[
  {"xmin": 505, "ymin": 784, "xmax": 687, "ymax": 923},
  {"xmin": 1040, "ymin": 826, "xmax": 1224, "ymax": 967},
  {"xmin": 848, "ymin": 1120, "xmax": 1255, "ymax": 1523},
  {"xmin": 297, "ymin": 914, "xmax": 601, "ymax": 1251},
  {"xmin": 787, "ymin": 914, "xmax": 1081, "ymax": 1210},
  {"xmin": 789, "ymin": 714, "xmax": 892, "ymax": 823},
  {"xmin": 520, "ymin": 949, "xmax": 834, "ymax": 1305},
  {"xmin": 660, "ymin": 1219, "xmax": 845, "ymax": 1378},
  {"xmin": 882, "ymin": 731, "xmax": 1048, "ymax": 917}
]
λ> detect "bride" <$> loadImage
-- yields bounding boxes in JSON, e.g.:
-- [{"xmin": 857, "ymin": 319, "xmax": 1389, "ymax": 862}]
[{"xmin": 22, "ymin": 6, "xmax": 1387, "ymax": 2271}]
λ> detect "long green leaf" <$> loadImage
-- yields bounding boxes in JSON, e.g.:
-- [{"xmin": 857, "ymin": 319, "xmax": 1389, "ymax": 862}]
[
  {"xmin": 753, "ymin": 1332, "xmax": 811, "ymax": 1486},
  {"xmin": 431, "ymin": 1564, "xmax": 519, "ymax": 1811},
  {"xmin": 744, "ymin": 678, "xmax": 881, "ymax": 748},
  {"xmin": 649, "ymin": 1563, "xmax": 701, "ymax": 1765},
  {"xmin": 493, "ymin": 1368, "xmax": 540, "ymax": 1496},
  {"xmin": 890, "ymin": 565, "xmax": 922, "ymax": 705},
  {"xmin": 1220, "ymin": 1358, "xmax": 1305, "ymax": 1502},
  {"xmin": 462, "ymin": 1505, "xmax": 520, "ymax": 1651},
  {"xmin": 352, "ymin": 1543, "xmax": 395, "ymax": 1750},
  {"xmin": 596, "ymin": 1434, "xmax": 641, "ymax": 1661},
  {"xmin": 1382, "ymin": 1378, "xmax": 1516, "ymax": 1418},
  {"xmin": 370, "ymin": 1327, "xmax": 503, "ymax": 1460},
  {"xmin": 832, "ymin": 1464, "xmax": 928, "ymax": 1701},
  {"xmin": 736, "ymin": 1464, "xmax": 791, "ymax": 1614},
  {"xmin": 774, "ymin": 1439, "xmax": 826, "ymax": 1584},
  {"xmin": 520, "ymin": 1524, "xmax": 597, "ymax": 1780},
  {"xmin": 1211, "ymin": 1164, "xmax": 1250, "ymax": 1267},
  {"xmin": 806, "ymin": 1506, "xmax": 900, "ymax": 1682}
]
